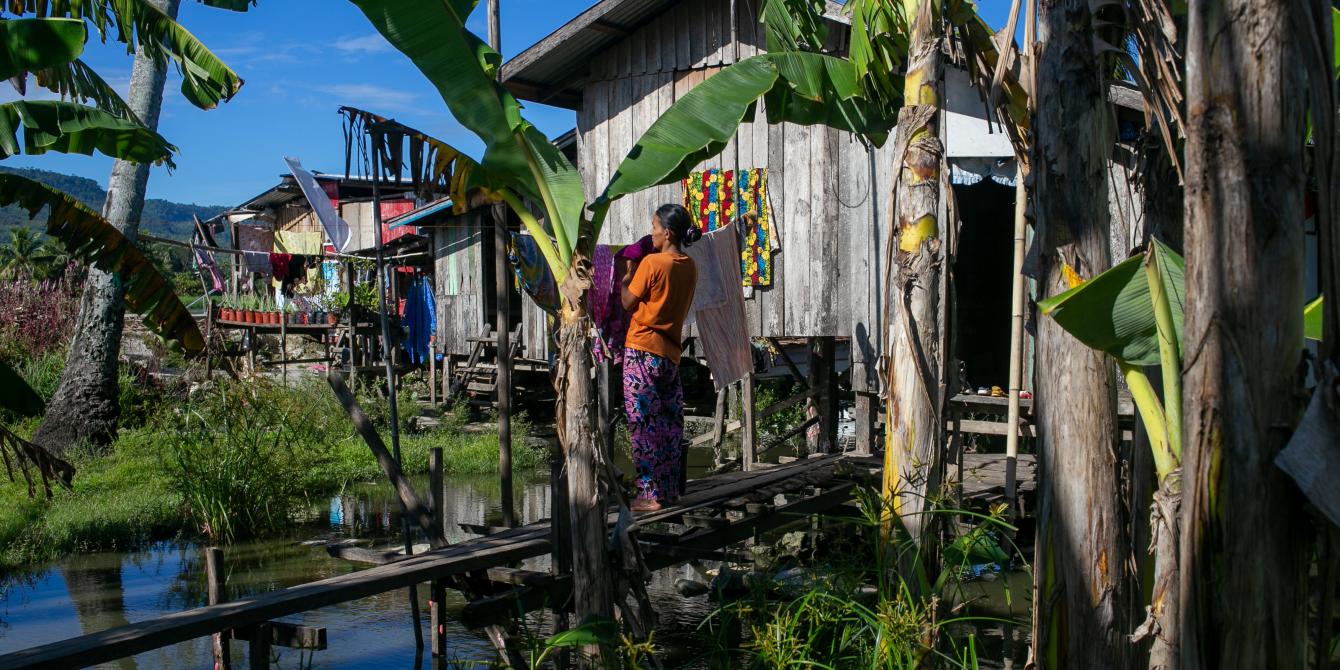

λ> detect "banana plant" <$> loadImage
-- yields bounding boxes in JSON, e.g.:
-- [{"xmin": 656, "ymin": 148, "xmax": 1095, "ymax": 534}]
[{"xmin": 347, "ymin": 0, "xmax": 891, "ymax": 654}]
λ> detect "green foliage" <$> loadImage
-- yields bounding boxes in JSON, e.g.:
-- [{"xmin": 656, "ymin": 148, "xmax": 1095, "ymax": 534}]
[
  {"xmin": 0, "ymin": 172, "xmax": 205, "ymax": 354},
  {"xmin": 0, "ymin": 100, "xmax": 177, "ymax": 165},
  {"xmin": 1305, "ymin": 295, "xmax": 1323, "ymax": 341},
  {"xmin": 165, "ymin": 380, "xmax": 333, "ymax": 543},
  {"xmin": 0, "ymin": 17, "xmax": 86, "ymax": 80}
]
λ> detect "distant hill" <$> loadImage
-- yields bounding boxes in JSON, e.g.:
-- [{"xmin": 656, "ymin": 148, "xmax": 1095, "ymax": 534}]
[{"xmin": 0, "ymin": 167, "xmax": 228, "ymax": 240}]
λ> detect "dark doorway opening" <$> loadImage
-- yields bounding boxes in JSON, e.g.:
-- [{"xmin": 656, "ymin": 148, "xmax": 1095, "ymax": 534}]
[{"xmin": 952, "ymin": 179, "xmax": 1015, "ymax": 393}]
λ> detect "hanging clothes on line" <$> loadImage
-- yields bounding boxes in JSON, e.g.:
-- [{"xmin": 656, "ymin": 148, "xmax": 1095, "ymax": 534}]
[
  {"xmin": 274, "ymin": 230, "xmax": 324, "ymax": 287},
  {"xmin": 508, "ymin": 234, "xmax": 560, "ymax": 314},
  {"xmin": 237, "ymin": 224, "xmax": 275, "ymax": 276},
  {"xmin": 737, "ymin": 168, "xmax": 774, "ymax": 286},
  {"xmin": 685, "ymin": 223, "xmax": 752, "ymax": 391},
  {"xmin": 683, "ymin": 169, "xmax": 736, "ymax": 233},
  {"xmin": 192, "ymin": 242, "xmax": 224, "ymax": 295},
  {"xmin": 401, "ymin": 276, "xmax": 436, "ymax": 365},
  {"xmin": 588, "ymin": 236, "xmax": 655, "ymax": 364}
]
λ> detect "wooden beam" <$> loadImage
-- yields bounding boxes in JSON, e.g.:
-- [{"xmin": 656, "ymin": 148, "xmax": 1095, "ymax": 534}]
[
  {"xmin": 766, "ymin": 337, "xmax": 810, "ymax": 389},
  {"xmin": 205, "ymin": 548, "xmax": 230, "ymax": 670},
  {"xmin": 589, "ymin": 19, "xmax": 631, "ymax": 36},
  {"xmin": 231, "ymin": 622, "xmax": 326, "ymax": 651}
]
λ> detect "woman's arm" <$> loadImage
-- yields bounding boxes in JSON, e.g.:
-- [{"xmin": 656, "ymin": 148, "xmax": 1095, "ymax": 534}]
[{"xmin": 620, "ymin": 258, "xmax": 641, "ymax": 311}]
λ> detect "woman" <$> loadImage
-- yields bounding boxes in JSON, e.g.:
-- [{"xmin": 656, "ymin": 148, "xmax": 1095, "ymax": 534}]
[{"xmin": 620, "ymin": 204, "xmax": 701, "ymax": 512}]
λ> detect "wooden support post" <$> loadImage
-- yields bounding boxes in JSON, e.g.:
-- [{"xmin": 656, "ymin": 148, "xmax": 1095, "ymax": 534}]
[
  {"xmin": 597, "ymin": 358, "xmax": 617, "ymax": 467},
  {"xmin": 1004, "ymin": 165, "xmax": 1028, "ymax": 511},
  {"xmin": 741, "ymin": 374, "xmax": 756, "ymax": 471},
  {"xmin": 823, "ymin": 337, "xmax": 838, "ymax": 451},
  {"xmin": 806, "ymin": 338, "xmax": 836, "ymax": 453},
  {"xmin": 248, "ymin": 623, "xmax": 270, "ymax": 670},
  {"xmin": 206, "ymin": 547, "xmax": 230, "ymax": 670},
  {"xmin": 279, "ymin": 317, "xmax": 287, "ymax": 387},
  {"xmin": 430, "ymin": 579, "xmax": 449, "ymax": 658},
  {"xmin": 494, "ymin": 207, "xmax": 515, "ymax": 528},
  {"xmin": 709, "ymin": 387, "xmax": 728, "ymax": 467},
  {"xmin": 429, "ymin": 448, "xmax": 445, "ymax": 548},
  {"xmin": 345, "ymin": 261, "xmax": 358, "ymax": 387},
  {"xmin": 549, "ymin": 450, "xmax": 572, "ymax": 669}
]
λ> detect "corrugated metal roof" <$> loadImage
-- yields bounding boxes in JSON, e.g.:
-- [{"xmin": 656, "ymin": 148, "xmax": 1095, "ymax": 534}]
[
  {"xmin": 387, "ymin": 197, "xmax": 455, "ymax": 229},
  {"xmin": 500, "ymin": 0, "xmax": 848, "ymax": 110}
]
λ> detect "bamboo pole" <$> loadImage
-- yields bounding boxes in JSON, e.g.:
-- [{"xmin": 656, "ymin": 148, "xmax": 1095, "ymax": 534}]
[
  {"xmin": 369, "ymin": 129, "xmax": 423, "ymax": 650},
  {"xmin": 1004, "ymin": 164, "xmax": 1027, "ymax": 510}
]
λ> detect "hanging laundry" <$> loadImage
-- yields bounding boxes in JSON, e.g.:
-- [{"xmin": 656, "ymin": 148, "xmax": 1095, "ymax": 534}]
[
  {"xmin": 269, "ymin": 253, "xmax": 293, "ymax": 281},
  {"xmin": 401, "ymin": 276, "xmax": 437, "ymax": 365},
  {"xmin": 682, "ymin": 169, "xmax": 736, "ymax": 233},
  {"xmin": 736, "ymin": 168, "xmax": 774, "ymax": 286},
  {"xmin": 191, "ymin": 239, "xmax": 224, "ymax": 295},
  {"xmin": 274, "ymin": 230, "xmax": 324, "ymax": 287},
  {"xmin": 237, "ymin": 224, "xmax": 275, "ymax": 276},
  {"xmin": 508, "ymin": 234, "xmax": 560, "ymax": 314},
  {"xmin": 684, "ymin": 223, "xmax": 752, "ymax": 391}
]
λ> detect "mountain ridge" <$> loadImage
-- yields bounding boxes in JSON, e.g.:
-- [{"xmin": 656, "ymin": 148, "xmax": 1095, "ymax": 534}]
[{"xmin": 0, "ymin": 167, "xmax": 229, "ymax": 240}]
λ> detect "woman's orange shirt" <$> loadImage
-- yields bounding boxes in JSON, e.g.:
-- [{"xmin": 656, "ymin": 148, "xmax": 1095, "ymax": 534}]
[{"xmin": 625, "ymin": 252, "xmax": 697, "ymax": 363}]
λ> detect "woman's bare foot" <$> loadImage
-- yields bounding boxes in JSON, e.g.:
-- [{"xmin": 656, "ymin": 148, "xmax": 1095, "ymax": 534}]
[{"xmin": 631, "ymin": 498, "xmax": 662, "ymax": 513}]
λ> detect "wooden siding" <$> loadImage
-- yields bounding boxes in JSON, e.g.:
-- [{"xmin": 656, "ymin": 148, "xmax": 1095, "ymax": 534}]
[
  {"xmin": 576, "ymin": 0, "xmax": 868, "ymax": 340},
  {"xmin": 433, "ymin": 216, "xmax": 486, "ymax": 357}
]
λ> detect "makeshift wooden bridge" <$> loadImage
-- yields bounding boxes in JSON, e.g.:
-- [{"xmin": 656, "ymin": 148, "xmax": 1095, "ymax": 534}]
[{"xmin": 0, "ymin": 454, "xmax": 881, "ymax": 670}]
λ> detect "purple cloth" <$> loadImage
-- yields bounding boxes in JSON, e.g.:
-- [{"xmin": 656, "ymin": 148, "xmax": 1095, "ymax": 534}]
[{"xmin": 588, "ymin": 237, "xmax": 654, "ymax": 364}]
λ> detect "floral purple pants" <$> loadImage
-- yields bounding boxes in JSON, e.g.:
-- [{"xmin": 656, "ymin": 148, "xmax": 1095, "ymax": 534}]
[{"xmin": 622, "ymin": 348, "xmax": 684, "ymax": 502}]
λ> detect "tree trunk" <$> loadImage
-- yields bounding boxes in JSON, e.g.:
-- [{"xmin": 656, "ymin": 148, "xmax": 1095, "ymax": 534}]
[
  {"xmin": 1179, "ymin": 0, "xmax": 1310, "ymax": 666},
  {"xmin": 1030, "ymin": 0, "xmax": 1132, "ymax": 666},
  {"xmin": 883, "ymin": 0, "xmax": 945, "ymax": 550},
  {"xmin": 33, "ymin": 0, "xmax": 181, "ymax": 455},
  {"xmin": 555, "ymin": 299, "xmax": 613, "ymax": 666}
]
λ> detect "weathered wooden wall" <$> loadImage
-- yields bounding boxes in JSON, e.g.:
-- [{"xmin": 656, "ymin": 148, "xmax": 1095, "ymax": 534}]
[
  {"xmin": 433, "ymin": 215, "xmax": 486, "ymax": 357},
  {"xmin": 574, "ymin": 0, "xmax": 880, "ymax": 340}
]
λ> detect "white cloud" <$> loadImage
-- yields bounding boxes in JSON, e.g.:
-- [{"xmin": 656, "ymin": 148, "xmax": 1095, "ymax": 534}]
[
  {"xmin": 312, "ymin": 83, "xmax": 418, "ymax": 112},
  {"xmin": 333, "ymin": 34, "xmax": 393, "ymax": 55}
]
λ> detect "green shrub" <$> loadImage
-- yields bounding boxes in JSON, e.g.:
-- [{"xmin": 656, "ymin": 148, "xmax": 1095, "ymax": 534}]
[{"xmin": 165, "ymin": 380, "xmax": 336, "ymax": 544}]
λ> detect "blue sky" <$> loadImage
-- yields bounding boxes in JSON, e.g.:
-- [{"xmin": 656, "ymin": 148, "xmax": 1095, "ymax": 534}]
[{"xmin": 0, "ymin": 0, "xmax": 1014, "ymax": 207}]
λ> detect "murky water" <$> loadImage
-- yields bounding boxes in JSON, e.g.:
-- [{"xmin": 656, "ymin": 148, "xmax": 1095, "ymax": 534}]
[{"xmin": 0, "ymin": 453, "xmax": 735, "ymax": 669}]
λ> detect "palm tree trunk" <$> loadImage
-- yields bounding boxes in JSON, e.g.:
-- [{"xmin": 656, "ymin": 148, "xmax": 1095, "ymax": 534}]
[
  {"xmin": 33, "ymin": 0, "xmax": 182, "ymax": 455},
  {"xmin": 1029, "ymin": 0, "xmax": 1132, "ymax": 666},
  {"xmin": 1179, "ymin": 0, "xmax": 1310, "ymax": 666},
  {"xmin": 555, "ymin": 299, "xmax": 613, "ymax": 666},
  {"xmin": 883, "ymin": 0, "xmax": 945, "ymax": 551}
]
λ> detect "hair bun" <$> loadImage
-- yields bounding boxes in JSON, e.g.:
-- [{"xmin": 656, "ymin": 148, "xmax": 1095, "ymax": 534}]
[{"xmin": 683, "ymin": 226, "xmax": 703, "ymax": 247}]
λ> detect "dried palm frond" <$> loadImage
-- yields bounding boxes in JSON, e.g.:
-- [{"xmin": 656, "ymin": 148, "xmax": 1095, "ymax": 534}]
[
  {"xmin": 339, "ymin": 106, "xmax": 477, "ymax": 209},
  {"xmin": 0, "ymin": 424, "xmax": 73, "ymax": 499},
  {"xmin": 1126, "ymin": 0, "xmax": 1185, "ymax": 179},
  {"xmin": 945, "ymin": 0, "xmax": 1032, "ymax": 161}
]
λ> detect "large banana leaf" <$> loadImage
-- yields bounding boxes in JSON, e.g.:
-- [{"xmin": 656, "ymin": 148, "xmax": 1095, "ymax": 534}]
[
  {"xmin": 30, "ymin": 58, "xmax": 139, "ymax": 121},
  {"xmin": 600, "ymin": 52, "xmax": 892, "ymax": 218},
  {"xmin": 0, "ymin": 17, "xmax": 86, "ymax": 80},
  {"xmin": 599, "ymin": 57, "xmax": 777, "ymax": 209},
  {"xmin": 0, "ymin": 99, "xmax": 174, "ymax": 165},
  {"xmin": 0, "ymin": 174, "xmax": 203, "ymax": 354},
  {"xmin": 759, "ymin": 0, "xmax": 829, "ymax": 52},
  {"xmin": 350, "ymin": 0, "xmax": 584, "ymax": 262},
  {"xmin": 1037, "ymin": 240, "xmax": 1185, "ymax": 368},
  {"xmin": 1305, "ymin": 296, "xmax": 1324, "ymax": 341},
  {"xmin": 6, "ymin": 0, "xmax": 246, "ymax": 109}
]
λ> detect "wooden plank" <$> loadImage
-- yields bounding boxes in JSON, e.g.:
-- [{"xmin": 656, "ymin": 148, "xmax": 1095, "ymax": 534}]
[
  {"xmin": 640, "ymin": 22, "xmax": 656, "ymax": 75},
  {"xmin": 676, "ymin": 0, "xmax": 692, "ymax": 69},
  {"xmin": 823, "ymin": 128, "xmax": 845, "ymax": 335},
  {"xmin": 660, "ymin": 8, "xmax": 677, "ymax": 73},
  {"xmin": 802, "ymin": 124, "xmax": 827, "ymax": 335},
  {"xmin": 705, "ymin": 0, "xmax": 722, "ymax": 67},
  {"xmin": 764, "ymin": 116, "xmax": 787, "ymax": 336},
  {"xmin": 723, "ymin": 0, "xmax": 737, "ymax": 64},
  {"xmin": 689, "ymin": 0, "xmax": 707, "ymax": 67},
  {"xmin": 618, "ymin": 31, "xmax": 633, "ymax": 77}
]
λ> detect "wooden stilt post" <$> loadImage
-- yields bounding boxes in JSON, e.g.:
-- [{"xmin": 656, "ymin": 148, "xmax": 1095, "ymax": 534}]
[
  {"xmin": 741, "ymin": 374, "xmax": 756, "ymax": 471},
  {"xmin": 709, "ymin": 386, "xmax": 728, "ymax": 467},
  {"xmin": 206, "ymin": 547, "xmax": 230, "ymax": 670},
  {"xmin": 1004, "ymin": 165, "xmax": 1028, "ymax": 511},
  {"xmin": 550, "ymin": 450, "xmax": 572, "ymax": 669},
  {"xmin": 823, "ymin": 337, "xmax": 838, "ymax": 451},
  {"xmin": 345, "ymin": 260, "xmax": 358, "ymax": 387},
  {"xmin": 495, "ymin": 206, "xmax": 515, "ymax": 528},
  {"xmin": 368, "ymin": 127, "xmax": 423, "ymax": 650},
  {"xmin": 805, "ymin": 338, "xmax": 824, "ymax": 453},
  {"xmin": 248, "ymin": 623, "xmax": 270, "ymax": 670},
  {"xmin": 429, "ymin": 448, "xmax": 448, "ymax": 657},
  {"xmin": 279, "ymin": 317, "xmax": 287, "ymax": 387}
]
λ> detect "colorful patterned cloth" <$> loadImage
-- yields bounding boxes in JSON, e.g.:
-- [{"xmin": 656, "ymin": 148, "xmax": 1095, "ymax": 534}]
[
  {"xmin": 589, "ymin": 237, "xmax": 656, "ymax": 364},
  {"xmin": 508, "ymin": 234, "xmax": 560, "ymax": 314},
  {"xmin": 623, "ymin": 347, "xmax": 684, "ymax": 503},
  {"xmin": 683, "ymin": 169, "xmax": 736, "ymax": 233},
  {"xmin": 737, "ymin": 168, "xmax": 773, "ymax": 286}
]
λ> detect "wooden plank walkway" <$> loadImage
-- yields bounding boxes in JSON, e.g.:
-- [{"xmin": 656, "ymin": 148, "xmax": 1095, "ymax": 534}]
[{"xmin": 0, "ymin": 455, "xmax": 858, "ymax": 670}]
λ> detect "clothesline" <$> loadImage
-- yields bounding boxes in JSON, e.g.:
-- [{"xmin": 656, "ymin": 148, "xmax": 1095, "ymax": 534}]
[{"xmin": 138, "ymin": 232, "xmax": 430, "ymax": 262}]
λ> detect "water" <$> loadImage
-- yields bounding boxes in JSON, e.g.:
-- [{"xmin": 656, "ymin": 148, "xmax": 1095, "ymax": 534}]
[{"xmin": 0, "ymin": 465, "xmax": 729, "ymax": 669}]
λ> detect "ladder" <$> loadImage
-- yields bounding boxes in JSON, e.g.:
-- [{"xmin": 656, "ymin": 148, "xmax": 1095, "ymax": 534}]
[{"xmin": 449, "ymin": 326, "xmax": 523, "ymax": 408}]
